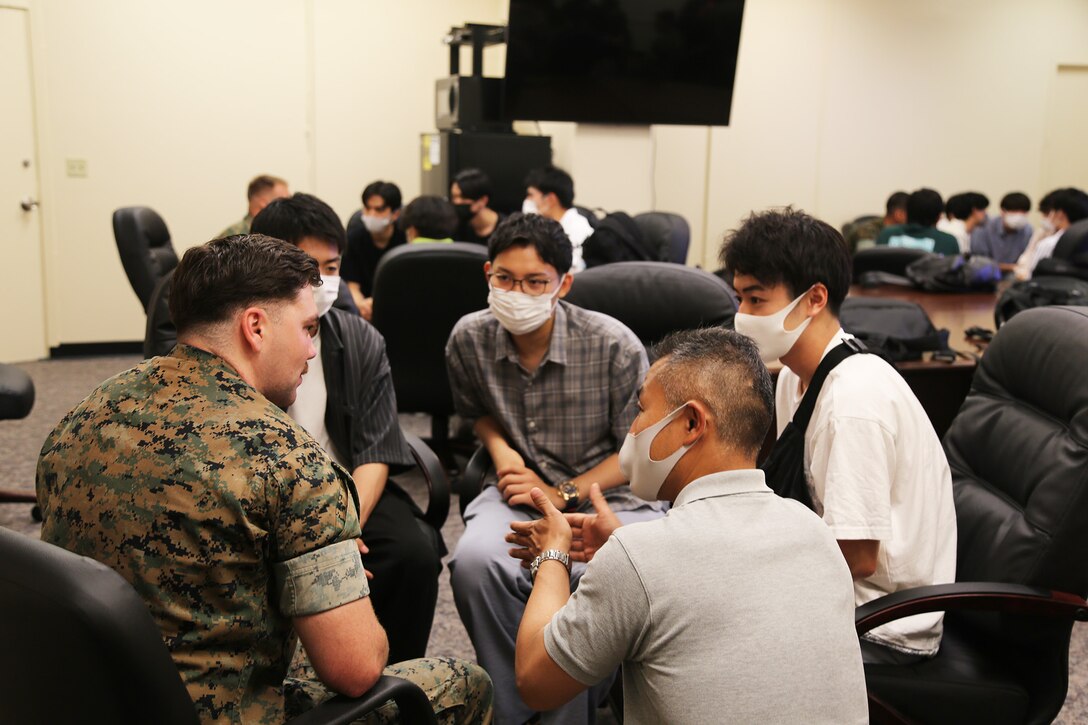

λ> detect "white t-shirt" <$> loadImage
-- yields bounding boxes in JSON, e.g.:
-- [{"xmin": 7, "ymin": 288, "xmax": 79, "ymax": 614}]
[
  {"xmin": 776, "ymin": 329, "xmax": 957, "ymax": 655},
  {"xmin": 560, "ymin": 208, "xmax": 593, "ymax": 273},
  {"xmin": 1021, "ymin": 229, "xmax": 1065, "ymax": 277},
  {"xmin": 937, "ymin": 217, "xmax": 970, "ymax": 254},
  {"xmin": 287, "ymin": 331, "xmax": 347, "ymax": 469}
]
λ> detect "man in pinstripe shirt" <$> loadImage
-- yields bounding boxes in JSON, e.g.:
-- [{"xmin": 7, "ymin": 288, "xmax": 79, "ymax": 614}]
[
  {"xmin": 446, "ymin": 213, "xmax": 662, "ymax": 724},
  {"xmin": 252, "ymin": 194, "xmax": 442, "ymax": 664}
]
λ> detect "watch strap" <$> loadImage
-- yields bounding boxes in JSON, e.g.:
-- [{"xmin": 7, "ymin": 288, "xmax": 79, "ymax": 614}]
[{"xmin": 530, "ymin": 548, "xmax": 571, "ymax": 582}]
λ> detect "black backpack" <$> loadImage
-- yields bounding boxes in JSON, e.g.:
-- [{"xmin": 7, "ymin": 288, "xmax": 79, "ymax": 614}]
[
  {"xmin": 905, "ymin": 253, "xmax": 1003, "ymax": 293},
  {"xmin": 839, "ymin": 297, "xmax": 954, "ymax": 363},
  {"xmin": 581, "ymin": 212, "xmax": 659, "ymax": 268},
  {"xmin": 994, "ymin": 276, "xmax": 1088, "ymax": 328}
]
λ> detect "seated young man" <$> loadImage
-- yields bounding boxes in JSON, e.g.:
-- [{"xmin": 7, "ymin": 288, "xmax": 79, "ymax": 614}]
[
  {"xmin": 523, "ymin": 165, "xmax": 593, "ymax": 273},
  {"xmin": 401, "ymin": 194, "xmax": 459, "ymax": 244},
  {"xmin": 508, "ymin": 328, "xmax": 867, "ymax": 724},
  {"xmin": 251, "ymin": 193, "xmax": 443, "ymax": 665},
  {"xmin": 875, "ymin": 187, "xmax": 960, "ymax": 255},
  {"xmin": 342, "ymin": 180, "xmax": 406, "ymax": 320},
  {"xmin": 970, "ymin": 191, "xmax": 1033, "ymax": 269},
  {"xmin": 37, "ymin": 234, "xmax": 491, "ymax": 723},
  {"xmin": 446, "ymin": 212, "xmax": 661, "ymax": 724},
  {"xmin": 722, "ymin": 208, "xmax": 957, "ymax": 664},
  {"xmin": 451, "ymin": 167, "xmax": 505, "ymax": 245}
]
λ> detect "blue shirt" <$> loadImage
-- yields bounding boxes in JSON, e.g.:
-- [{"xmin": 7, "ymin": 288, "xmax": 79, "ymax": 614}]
[{"xmin": 970, "ymin": 215, "xmax": 1033, "ymax": 264}]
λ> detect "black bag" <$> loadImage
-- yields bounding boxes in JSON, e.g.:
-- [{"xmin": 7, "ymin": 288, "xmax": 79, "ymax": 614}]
[
  {"xmin": 839, "ymin": 297, "xmax": 953, "ymax": 363},
  {"xmin": 994, "ymin": 276, "xmax": 1088, "ymax": 328},
  {"xmin": 581, "ymin": 212, "xmax": 658, "ymax": 268},
  {"xmin": 761, "ymin": 340, "xmax": 866, "ymax": 511},
  {"xmin": 906, "ymin": 253, "xmax": 1003, "ymax": 293}
]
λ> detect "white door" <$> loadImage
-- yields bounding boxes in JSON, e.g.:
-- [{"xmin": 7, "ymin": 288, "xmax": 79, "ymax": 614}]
[
  {"xmin": 1040, "ymin": 65, "xmax": 1088, "ymax": 195},
  {"xmin": 0, "ymin": 7, "xmax": 47, "ymax": 363}
]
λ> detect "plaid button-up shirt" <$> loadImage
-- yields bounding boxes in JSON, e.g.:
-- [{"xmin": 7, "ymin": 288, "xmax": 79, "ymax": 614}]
[{"xmin": 446, "ymin": 301, "xmax": 650, "ymax": 512}]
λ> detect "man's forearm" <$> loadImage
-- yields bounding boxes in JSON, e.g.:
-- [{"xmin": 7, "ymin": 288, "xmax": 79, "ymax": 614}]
[
  {"xmin": 352, "ymin": 462, "xmax": 389, "ymax": 524},
  {"xmin": 516, "ymin": 559, "xmax": 572, "ymax": 679},
  {"xmin": 571, "ymin": 453, "xmax": 626, "ymax": 495},
  {"xmin": 474, "ymin": 416, "xmax": 521, "ymax": 467}
]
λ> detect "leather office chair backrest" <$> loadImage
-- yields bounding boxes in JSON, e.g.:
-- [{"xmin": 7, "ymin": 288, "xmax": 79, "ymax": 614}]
[
  {"xmin": 371, "ymin": 243, "xmax": 490, "ymax": 416},
  {"xmin": 574, "ymin": 205, "xmax": 600, "ymax": 230},
  {"xmin": 852, "ymin": 246, "xmax": 930, "ymax": 279},
  {"xmin": 564, "ymin": 261, "xmax": 737, "ymax": 348},
  {"xmin": 1050, "ymin": 218, "xmax": 1088, "ymax": 266},
  {"xmin": 112, "ymin": 207, "xmax": 179, "ymax": 312},
  {"xmin": 0, "ymin": 527, "xmax": 200, "ymax": 724},
  {"xmin": 0, "ymin": 363, "xmax": 34, "ymax": 420},
  {"xmin": 634, "ymin": 211, "xmax": 691, "ymax": 264},
  {"xmin": 941, "ymin": 305, "xmax": 1088, "ymax": 720}
]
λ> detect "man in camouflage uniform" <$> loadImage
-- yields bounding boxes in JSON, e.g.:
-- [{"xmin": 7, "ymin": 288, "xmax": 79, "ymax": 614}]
[
  {"xmin": 218, "ymin": 174, "xmax": 290, "ymax": 238},
  {"xmin": 36, "ymin": 234, "xmax": 492, "ymax": 724}
]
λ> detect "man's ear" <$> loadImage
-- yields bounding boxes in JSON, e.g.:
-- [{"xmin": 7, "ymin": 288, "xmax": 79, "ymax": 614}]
[
  {"xmin": 807, "ymin": 283, "xmax": 830, "ymax": 317},
  {"xmin": 239, "ymin": 307, "xmax": 267, "ymax": 353},
  {"xmin": 556, "ymin": 271, "xmax": 574, "ymax": 299},
  {"xmin": 483, "ymin": 260, "xmax": 492, "ymax": 281},
  {"xmin": 684, "ymin": 401, "xmax": 710, "ymax": 444}
]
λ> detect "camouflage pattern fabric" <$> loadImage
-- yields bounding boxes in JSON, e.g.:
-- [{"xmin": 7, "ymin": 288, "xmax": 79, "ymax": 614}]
[
  {"xmin": 218, "ymin": 215, "xmax": 253, "ymax": 239},
  {"xmin": 37, "ymin": 344, "xmax": 364, "ymax": 724},
  {"xmin": 286, "ymin": 647, "xmax": 494, "ymax": 724}
]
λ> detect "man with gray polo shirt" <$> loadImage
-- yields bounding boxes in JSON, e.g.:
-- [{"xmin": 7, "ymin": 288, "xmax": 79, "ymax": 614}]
[{"xmin": 507, "ymin": 328, "xmax": 867, "ymax": 723}]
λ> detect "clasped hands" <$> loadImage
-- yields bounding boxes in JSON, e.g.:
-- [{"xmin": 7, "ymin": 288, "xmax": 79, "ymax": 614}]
[{"xmin": 505, "ymin": 482, "xmax": 621, "ymax": 569}]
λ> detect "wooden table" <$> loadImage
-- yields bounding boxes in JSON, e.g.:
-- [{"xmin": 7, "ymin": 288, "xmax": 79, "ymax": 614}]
[{"xmin": 846, "ymin": 283, "xmax": 1002, "ymax": 436}]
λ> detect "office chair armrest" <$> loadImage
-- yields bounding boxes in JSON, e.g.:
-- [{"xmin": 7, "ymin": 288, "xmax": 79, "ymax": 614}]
[
  {"xmin": 402, "ymin": 429, "xmax": 450, "ymax": 531},
  {"xmin": 458, "ymin": 445, "xmax": 493, "ymax": 507},
  {"xmin": 855, "ymin": 582, "xmax": 1088, "ymax": 636},
  {"xmin": 286, "ymin": 675, "xmax": 437, "ymax": 725}
]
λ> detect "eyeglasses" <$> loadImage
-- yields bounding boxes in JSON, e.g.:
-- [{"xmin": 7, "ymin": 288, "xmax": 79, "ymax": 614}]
[{"xmin": 487, "ymin": 272, "xmax": 556, "ymax": 297}]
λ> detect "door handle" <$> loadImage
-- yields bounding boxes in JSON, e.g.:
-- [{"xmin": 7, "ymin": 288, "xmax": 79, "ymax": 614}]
[{"xmin": 20, "ymin": 197, "xmax": 39, "ymax": 211}]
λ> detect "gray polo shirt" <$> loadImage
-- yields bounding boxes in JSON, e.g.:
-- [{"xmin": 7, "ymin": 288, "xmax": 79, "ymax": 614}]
[{"xmin": 544, "ymin": 469, "xmax": 867, "ymax": 724}]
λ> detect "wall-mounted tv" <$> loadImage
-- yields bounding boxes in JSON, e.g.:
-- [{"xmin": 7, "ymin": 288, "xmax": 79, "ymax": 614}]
[{"xmin": 503, "ymin": 0, "xmax": 746, "ymax": 126}]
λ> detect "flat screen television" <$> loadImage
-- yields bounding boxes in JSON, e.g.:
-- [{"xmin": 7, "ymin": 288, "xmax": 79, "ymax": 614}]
[{"xmin": 503, "ymin": 0, "xmax": 746, "ymax": 126}]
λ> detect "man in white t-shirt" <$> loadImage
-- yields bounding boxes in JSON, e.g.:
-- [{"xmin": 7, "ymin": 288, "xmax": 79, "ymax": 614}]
[
  {"xmin": 523, "ymin": 165, "xmax": 593, "ymax": 273},
  {"xmin": 1014, "ymin": 187, "xmax": 1088, "ymax": 279},
  {"xmin": 507, "ymin": 328, "xmax": 866, "ymax": 723},
  {"xmin": 721, "ymin": 207, "xmax": 957, "ymax": 663}
]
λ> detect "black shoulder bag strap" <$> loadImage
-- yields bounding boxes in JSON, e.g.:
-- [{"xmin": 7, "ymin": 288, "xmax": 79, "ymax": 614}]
[{"xmin": 760, "ymin": 339, "xmax": 867, "ymax": 511}]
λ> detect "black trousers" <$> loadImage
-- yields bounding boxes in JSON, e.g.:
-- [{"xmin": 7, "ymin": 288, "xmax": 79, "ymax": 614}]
[{"xmin": 360, "ymin": 481, "xmax": 443, "ymax": 663}]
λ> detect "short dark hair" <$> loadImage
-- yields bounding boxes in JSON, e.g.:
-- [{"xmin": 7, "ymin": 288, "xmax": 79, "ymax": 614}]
[
  {"xmin": 649, "ymin": 328, "xmax": 773, "ymax": 457},
  {"xmin": 401, "ymin": 195, "xmax": 458, "ymax": 239},
  {"xmin": 1052, "ymin": 188, "xmax": 1088, "ymax": 224},
  {"xmin": 945, "ymin": 192, "xmax": 987, "ymax": 221},
  {"xmin": 251, "ymin": 193, "xmax": 346, "ymax": 254},
  {"xmin": 488, "ymin": 212, "xmax": 573, "ymax": 276},
  {"xmin": 361, "ymin": 181, "xmax": 402, "ymax": 212},
  {"xmin": 170, "ymin": 234, "xmax": 320, "ymax": 335},
  {"xmin": 720, "ymin": 207, "xmax": 851, "ymax": 315},
  {"xmin": 886, "ymin": 191, "xmax": 909, "ymax": 216},
  {"xmin": 453, "ymin": 168, "xmax": 493, "ymax": 201},
  {"xmin": 906, "ymin": 188, "xmax": 944, "ymax": 227},
  {"xmin": 247, "ymin": 175, "xmax": 286, "ymax": 201},
  {"xmin": 525, "ymin": 165, "xmax": 575, "ymax": 209},
  {"xmin": 1000, "ymin": 192, "xmax": 1031, "ymax": 212}
]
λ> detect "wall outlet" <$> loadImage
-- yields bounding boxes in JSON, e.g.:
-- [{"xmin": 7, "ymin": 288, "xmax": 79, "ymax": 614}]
[{"xmin": 66, "ymin": 159, "xmax": 88, "ymax": 178}]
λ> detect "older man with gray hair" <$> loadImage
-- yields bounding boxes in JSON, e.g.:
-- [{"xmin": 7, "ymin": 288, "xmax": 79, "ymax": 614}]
[{"xmin": 507, "ymin": 328, "xmax": 867, "ymax": 724}]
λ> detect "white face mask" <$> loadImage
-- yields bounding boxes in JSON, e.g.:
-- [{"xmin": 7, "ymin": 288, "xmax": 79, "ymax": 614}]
[
  {"xmin": 1003, "ymin": 212, "xmax": 1028, "ymax": 231},
  {"xmin": 314, "ymin": 275, "xmax": 340, "ymax": 318},
  {"xmin": 522, "ymin": 198, "xmax": 539, "ymax": 216},
  {"xmin": 1040, "ymin": 215, "xmax": 1056, "ymax": 234},
  {"xmin": 619, "ymin": 404, "xmax": 696, "ymax": 501},
  {"xmin": 733, "ymin": 288, "xmax": 813, "ymax": 365},
  {"xmin": 363, "ymin": 214, "xmax": 391, "ymax": 234},
  {"xmin": 488, "ymin": 285, "xmax": 560, "ymax": 336}
]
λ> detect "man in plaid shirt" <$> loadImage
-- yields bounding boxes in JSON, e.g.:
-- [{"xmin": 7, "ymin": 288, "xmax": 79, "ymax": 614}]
[{"xmin": 446, "ymin": 212, "xmax": 662, "ymax": 725}]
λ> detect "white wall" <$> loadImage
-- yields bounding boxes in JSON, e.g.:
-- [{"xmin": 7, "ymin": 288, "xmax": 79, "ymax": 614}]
[{"xmin": 19, "ymin": 0, "xmax": 1088, "ymax": 350}]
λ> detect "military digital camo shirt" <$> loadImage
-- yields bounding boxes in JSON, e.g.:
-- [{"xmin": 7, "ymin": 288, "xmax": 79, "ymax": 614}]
[{"xmin": 37, "ymin": 344, "xmax": 367, "ymax": 724}]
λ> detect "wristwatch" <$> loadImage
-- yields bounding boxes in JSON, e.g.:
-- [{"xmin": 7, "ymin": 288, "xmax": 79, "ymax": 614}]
[
  {"xmin": 530, "ymin": 549, "xmax": 571, "ymax": 583},
  {"xmin": 557, "ymin": 480, "xmax": 580, "ymax": 511}
]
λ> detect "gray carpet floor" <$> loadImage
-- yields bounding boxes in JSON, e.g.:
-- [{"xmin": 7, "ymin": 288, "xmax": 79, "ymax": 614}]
[{"xmin": 2, "ymin": 354, "xmax": 1085, "ymax": 722}]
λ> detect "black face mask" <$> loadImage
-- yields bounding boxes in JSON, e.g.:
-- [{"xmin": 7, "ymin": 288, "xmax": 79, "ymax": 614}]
[{"xmin": 454, "ymin": 203, "xmax": 475, "ymax": 223}]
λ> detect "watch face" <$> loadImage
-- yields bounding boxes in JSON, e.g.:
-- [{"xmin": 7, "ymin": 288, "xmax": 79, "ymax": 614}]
[{"xmin": 559, "ymin": 481, "xmax": 578, "ymax": 500}]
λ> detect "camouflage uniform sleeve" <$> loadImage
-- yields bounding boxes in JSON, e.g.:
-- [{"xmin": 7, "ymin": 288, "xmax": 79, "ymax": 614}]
[{"xmin": 271, "ymin": 439, "xmax": 367, "ymax": 617}]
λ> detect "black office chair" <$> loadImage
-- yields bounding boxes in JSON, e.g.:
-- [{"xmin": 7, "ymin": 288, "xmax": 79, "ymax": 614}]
[
  {"xmin": 456, "ymin": 262, "xmax": 737, "ymax": 512},
  {"xmin": 574, "ymin": 205, "xmax": 601, "ymax": 230},
  {"xmin": 564, "ymin": 261, "xmax": 736, "ymax": 348},
  {"xmin": 853, "ymin": 247, "xmax": 932, "ymax": 280},
  {"xmin": 855, "ymin": 305, "xmax": 1088, "ymax": 724},
  {"xmin": 0, "ymin": 363, "xmax": 39, "ymax": 519},
  {"xmin": 112, "ymin": 207, "xmax": 179, "ymax": 312},
  {"xmin": 371, "ymin": 243, "xmax": 490, "ymax": 453},
  {"xmin": 634, "ymin": 211, "xmax": 691, "ymax": 264},
  {"xmin": 0, "ymin": 527, "xmax": 437, "ymax": 724},
  {"xmin": 1035, "ymin": 218, "xmax": 1088, "ymax": 281}
]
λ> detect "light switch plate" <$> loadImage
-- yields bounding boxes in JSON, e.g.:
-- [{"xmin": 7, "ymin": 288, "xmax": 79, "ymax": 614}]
[{"xmin": 66, "ymin": 159, "xmax": 88, "ymax": 177}]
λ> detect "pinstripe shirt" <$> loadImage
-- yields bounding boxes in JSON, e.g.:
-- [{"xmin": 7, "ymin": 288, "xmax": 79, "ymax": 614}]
[
  {"xmin": 446, "ymin": 301, "xmax": 651, "ymax": 512},
  {"xmin": 315, "ymin": 308, "xmax": 414, "ymax": 471}
]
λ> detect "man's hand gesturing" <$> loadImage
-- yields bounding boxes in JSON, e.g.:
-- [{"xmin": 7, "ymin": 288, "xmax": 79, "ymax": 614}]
[
  {"xmin": 565, "ymin": 483, "xmax": 621, "ymax": 564},
  {"xmin": 505, "ymin": 487, "xmax": 573, "ymax": 569}
]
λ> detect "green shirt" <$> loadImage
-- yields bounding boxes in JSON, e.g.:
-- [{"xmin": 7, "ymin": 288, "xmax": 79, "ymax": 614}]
[
  {"xmin": 37, "ymin": 344, "xmax": 365, "ymax": 724},
  {"xmin": 875, "ymin": 223, "xmax": 960, "ymax": 256},
  {"xmin": 410, "ymin": 236, "xmax": 454, "ymax": 244}
]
